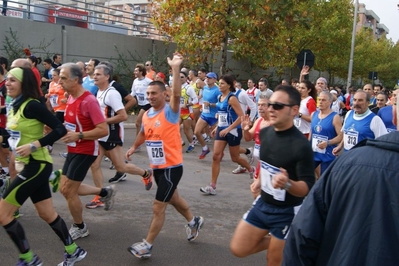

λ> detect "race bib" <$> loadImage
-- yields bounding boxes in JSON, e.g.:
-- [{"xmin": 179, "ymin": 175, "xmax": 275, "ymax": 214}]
[
  {"xmin": 312, "ymin": 134, "xmax": 328, "ymax": 154},
  {"xmin": 180, "ymin": 97, "xmax": 186, "ymax": 108},
  {"xmin": 202, "ymin": 103, "xmax": 210, "ymax": 114},
  {"xmin": 137, "ymin": 93, "xmax": 145, "ymax": 105},
  {"xmin": 65, "ymin": 122, "xmax": 77, "ymax": 147},
  {"xmin": 146, "ymin": 140, "xmax": 166, "ymax": 165},
  {"xmin": 7, "ymin": 130, "xmax": 21, "ymax": 151},
  {"xmin": 218, "ymin": 112, "xmax": 228, "ymax": 127},
  {"xmin": 343, "ymin": 130, "xmax": 358, "ymax": 150},
  {"xmin": 49, "ymin": 95, "xmax": 59, "ymax": 107},
  {"xmin": 253, "ymin": 143, "xmax": 260, "ymax": 159},
  {"xmin": 294, "ymin": 117, "xmax": 301, "ymax": 128},
  {"xmin": 260, "ymin": 161, "xmax": 286, "ymax": 201}
]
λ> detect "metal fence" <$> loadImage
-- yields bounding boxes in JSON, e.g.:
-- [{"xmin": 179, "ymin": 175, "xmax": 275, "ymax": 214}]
[{"xmin": 2, "ymin": 0, "xmax": 162, "ymax": 39}]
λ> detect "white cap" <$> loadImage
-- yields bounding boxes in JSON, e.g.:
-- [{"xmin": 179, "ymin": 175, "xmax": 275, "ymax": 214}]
[{"xmin": 330, "ymin": 90, "xmax": 338, "ymax": 94}]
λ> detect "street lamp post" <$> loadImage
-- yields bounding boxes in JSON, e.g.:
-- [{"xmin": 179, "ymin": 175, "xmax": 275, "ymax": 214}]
[{"xmin": 347, "ymin": 0, "xmax": 359, "ymax": 90}]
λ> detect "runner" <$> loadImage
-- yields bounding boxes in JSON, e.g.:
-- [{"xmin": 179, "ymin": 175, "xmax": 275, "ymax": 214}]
[{"xmin": 126, "ymin": 53, "xmax": 203, "ymax": 259}]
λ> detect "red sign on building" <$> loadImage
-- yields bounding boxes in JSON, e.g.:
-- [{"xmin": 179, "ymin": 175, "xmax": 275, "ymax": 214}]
[{"xmin": 48, "ymin": 6, "xmax": 88, "ymax": 28}]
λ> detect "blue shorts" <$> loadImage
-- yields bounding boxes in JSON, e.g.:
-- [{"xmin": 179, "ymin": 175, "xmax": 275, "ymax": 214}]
[
  {"xmin": 200, "ymin": 115, "xmax": 218, "ymax": 127},
  {"xmin": 215, "ymin": 127, "xmax": 242, "ymax": 146},
  {"xmin": 243, "ymin": 196, "xmax": 301, "ymax": 240}
]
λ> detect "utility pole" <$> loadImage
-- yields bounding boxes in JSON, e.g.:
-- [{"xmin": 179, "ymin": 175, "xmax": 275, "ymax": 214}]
[{"xmin": 347, "ymin": 0, "xmax": 359, "ymax": 90}]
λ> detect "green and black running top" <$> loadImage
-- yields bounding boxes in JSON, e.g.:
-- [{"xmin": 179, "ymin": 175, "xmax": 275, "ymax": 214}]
[{"xmin": 6, "ymin": 97, "xmax": 67, "ymax": 165}]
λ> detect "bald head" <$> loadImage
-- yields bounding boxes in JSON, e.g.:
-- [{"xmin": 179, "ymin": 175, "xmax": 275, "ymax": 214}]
[{"xmin": 11, "ymin": 58, "xmax": 31, "ymax": 69}]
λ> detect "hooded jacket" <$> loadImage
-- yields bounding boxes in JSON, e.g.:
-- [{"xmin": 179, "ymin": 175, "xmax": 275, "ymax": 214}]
[{"xmin": 283, "ymin": 132, "xmax": 399, "ymax": 266}]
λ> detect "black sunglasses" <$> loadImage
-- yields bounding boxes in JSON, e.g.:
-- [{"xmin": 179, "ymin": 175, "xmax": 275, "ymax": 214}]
[{"xmin": 267, "ymin": 102, "xmax": 295, "ymax": 110}]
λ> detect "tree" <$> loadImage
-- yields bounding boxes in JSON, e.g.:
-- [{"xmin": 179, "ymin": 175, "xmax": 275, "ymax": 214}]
[{"xmin": 151, "ymin": 0, "xmax": 353, "ymax": 77}]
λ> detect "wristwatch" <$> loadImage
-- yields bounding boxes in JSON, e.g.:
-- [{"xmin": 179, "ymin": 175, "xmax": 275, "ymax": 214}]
[
  {"xmin": 283, "ymin": 180, "xmax": 292, "ymax": 191},
  {"xmin": 79, "ymin": 132, "xmax": 84, "ymax": 140},
  {"xmin": 298, "ymin": 113, "xmax": 302, "ymax": 118},
  {"xmin": 30, "ymin": 143, "xmax": 38, "ymax": 152}
]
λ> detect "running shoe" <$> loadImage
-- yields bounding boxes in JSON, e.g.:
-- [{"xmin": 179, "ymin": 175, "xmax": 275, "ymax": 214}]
[
  {"xmin": 199, "ymin": 148, "xmax": 210, "ymax": 159},
  {"xmin": 232, "ymin": 165, "xmax": 247, "ymax": 174},
  {"xmin": 59, "ymin": 152, "xmax": 68, "ymax": 159},
  {"xmin": 109, "ymin": 162, "xmax": 115, "ymax": 170},
  {"xmin": 85, "ymin": 195, "xmax": 104, "ymax": 209},
  {"xmin": 142, "ymin": 169, "xmax": 153, "ymax": 191},
  {"xmin": 58, "ymin": 246, "xmax": 87, "ymax": 266},
  {"xmin": 246, "ymin": 147, "xmax": 254, "ymax": 165},
  {"xmin": 69, "ymin": 224, "xmax": 89, "ymax": 241},
  {"xmin": 200, "ymin": 185, "xmax": 216, "ymax": 195},
  {"xmin": 181, "ymin": 139, "xmax": 186, "ymax": 146},
  {"xmin": 249, "ymin": 166, "xmax": 256, "ymax": 179},
  {"xmin": 104, "ymin": 156, "xmax": 110, "ymax": 162},
  {"xmin": 127, "ymin": 239, "xmax": 152, "ymax": 259},
  {"xmin": 17, "ymin": 254, "xmax": 42, "ymax": 266},
  {"xmin": 108, "ymin": 172, "xmax": 127, "ymax": 183},
  {"xmin": 185, "ymin": 216, "xmax": 204, "ymax": 241},
  {"xmin": 50, "ymin": 169, "xmax": 62, "ymax": 193},
  {"xmin": 192, "ymin": 136, "xmax": 199, "ymax": 146},
  {"xmin": 100, "ymin": 185, "xmax": 116, "ymax": 211},
  {"xmin": 186, "ymin": 145, "xmax": 195, "ymax": 153},
  {"xmin": 204, "ymin": 135, "xmax": 211, "ymax": 142}
]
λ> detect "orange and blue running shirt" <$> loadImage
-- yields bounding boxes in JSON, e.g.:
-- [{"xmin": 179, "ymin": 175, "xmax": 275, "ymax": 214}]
[{"xmin": 142, "ymin": 104, "xmax": 182, "ymax": 169}]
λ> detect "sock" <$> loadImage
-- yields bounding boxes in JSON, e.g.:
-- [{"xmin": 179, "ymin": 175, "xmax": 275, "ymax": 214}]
[
  {"xmin": 188, "ymin": 217, "xmax": 196, "ymax": 226},
  {"xmin": 202, "ymin": 133, "xmax": 207, "ymax": 138},
  {"xmin": 4, "ymin": 219, "xmax": 31, "ymax": 254},
  {"xmin": 245, "ymin": 148, "xmax": 251, "ymax": 155},
  {"xmin": 210, "ymin": 183, "xmax": 216, "ymax": 189},
  {"xmin": 142, "ymin": 170, "xmax": 149, "ymax": 178},
  {"xmin": 65, "ymin": 243, "xmax": 78, "ymax": 255},
  {"xmin": 202, "ymin": 145, "xmax": 208, "ymax": 151},
  {"xmin": 19, "ymin": 250, "xmax": 34, "ymax": 262},
  {"xmin": 143, "ymin": 239, "xmax": 152, "ymax": 249},
  {"xmin": 74, "ymin": 222, "xmax": 85, "ymax": 230},
  {"xmin": 49, "ymin": 215, "xmax": 74, "ymax": 246},
  {"xmin": 99, "ymin": 188, "xmax": 108, "ymax": 197}
]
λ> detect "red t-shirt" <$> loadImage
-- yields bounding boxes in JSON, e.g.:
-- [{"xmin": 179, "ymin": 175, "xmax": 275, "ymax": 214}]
[{"xmin": 64, "ymin": 91, "xmax": 105, "ymax": 155}]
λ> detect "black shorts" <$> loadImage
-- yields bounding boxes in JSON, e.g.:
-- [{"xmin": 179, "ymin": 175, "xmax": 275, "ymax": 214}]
[
  {"xmin": 0, "ymin": 127, "xmax": 9, "ymax": 148},
  {"xmin": 3, "ymin": 161, "xmax": 52, "ymax": 206},
  {"xmin": 99, "ymin": 141, "xmax": 122, "ymax": 151},
  {"xmin": 139, "ymin": 104, "xmax": 151, "ymax": 111},
  {"xmin": 214, "ymin": 127, "xmax": 242, "ymax": 146},
  {"xmin": 62, "ymin": 153, "xmax": 97, "ymax": 182},
  {"xmin": 154, "ymin": 166, "xmax": 183, "ymax": 202}
]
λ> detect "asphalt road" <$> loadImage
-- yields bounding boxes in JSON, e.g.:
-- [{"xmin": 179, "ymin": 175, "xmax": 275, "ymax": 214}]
[{"xmin": 1, "ymin": 119, "xmax": 266, "ymax": 266}]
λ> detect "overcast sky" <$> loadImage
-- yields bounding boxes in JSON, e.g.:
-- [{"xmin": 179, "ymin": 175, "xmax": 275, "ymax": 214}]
[{"xmin": 361, "ymin": 0, "xmax": 399, "ymax": 43}]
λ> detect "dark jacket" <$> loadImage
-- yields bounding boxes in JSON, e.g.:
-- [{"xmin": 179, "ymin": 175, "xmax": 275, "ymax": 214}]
[{"xmin": 283, "ymin": 132, "xmax": 399, "ymax": 266}]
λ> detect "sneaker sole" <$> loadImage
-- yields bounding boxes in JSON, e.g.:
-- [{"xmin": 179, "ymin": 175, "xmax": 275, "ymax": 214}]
[
  {"xmin": 85, "ymin": 203, "xmax": 104, "ymax": 209},
  {"xmin": 127, "ymin": 246, "xmax": 151, "ymax": 259},
  {"xmin": 71, "ymin": 230, "xmax": 90, "ymax": 241}
]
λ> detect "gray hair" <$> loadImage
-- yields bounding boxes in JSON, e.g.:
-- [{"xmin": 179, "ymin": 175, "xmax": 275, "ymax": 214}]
[
  {"xmin": 95, "ymin": 64, "xmax": 113, "ymax": 82},
  {"xmin": 60, "ymin": 62, "xmax": 83, "ymax": 84},
  {"xmin": 320, "ymin": 90, "xmax": 333, "ymax": 102}
]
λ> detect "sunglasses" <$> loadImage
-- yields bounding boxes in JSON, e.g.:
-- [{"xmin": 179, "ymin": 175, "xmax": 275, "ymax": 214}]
[{"xmin": 267, "ymin": 102, "xmax": 295, "ymax": 110}]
